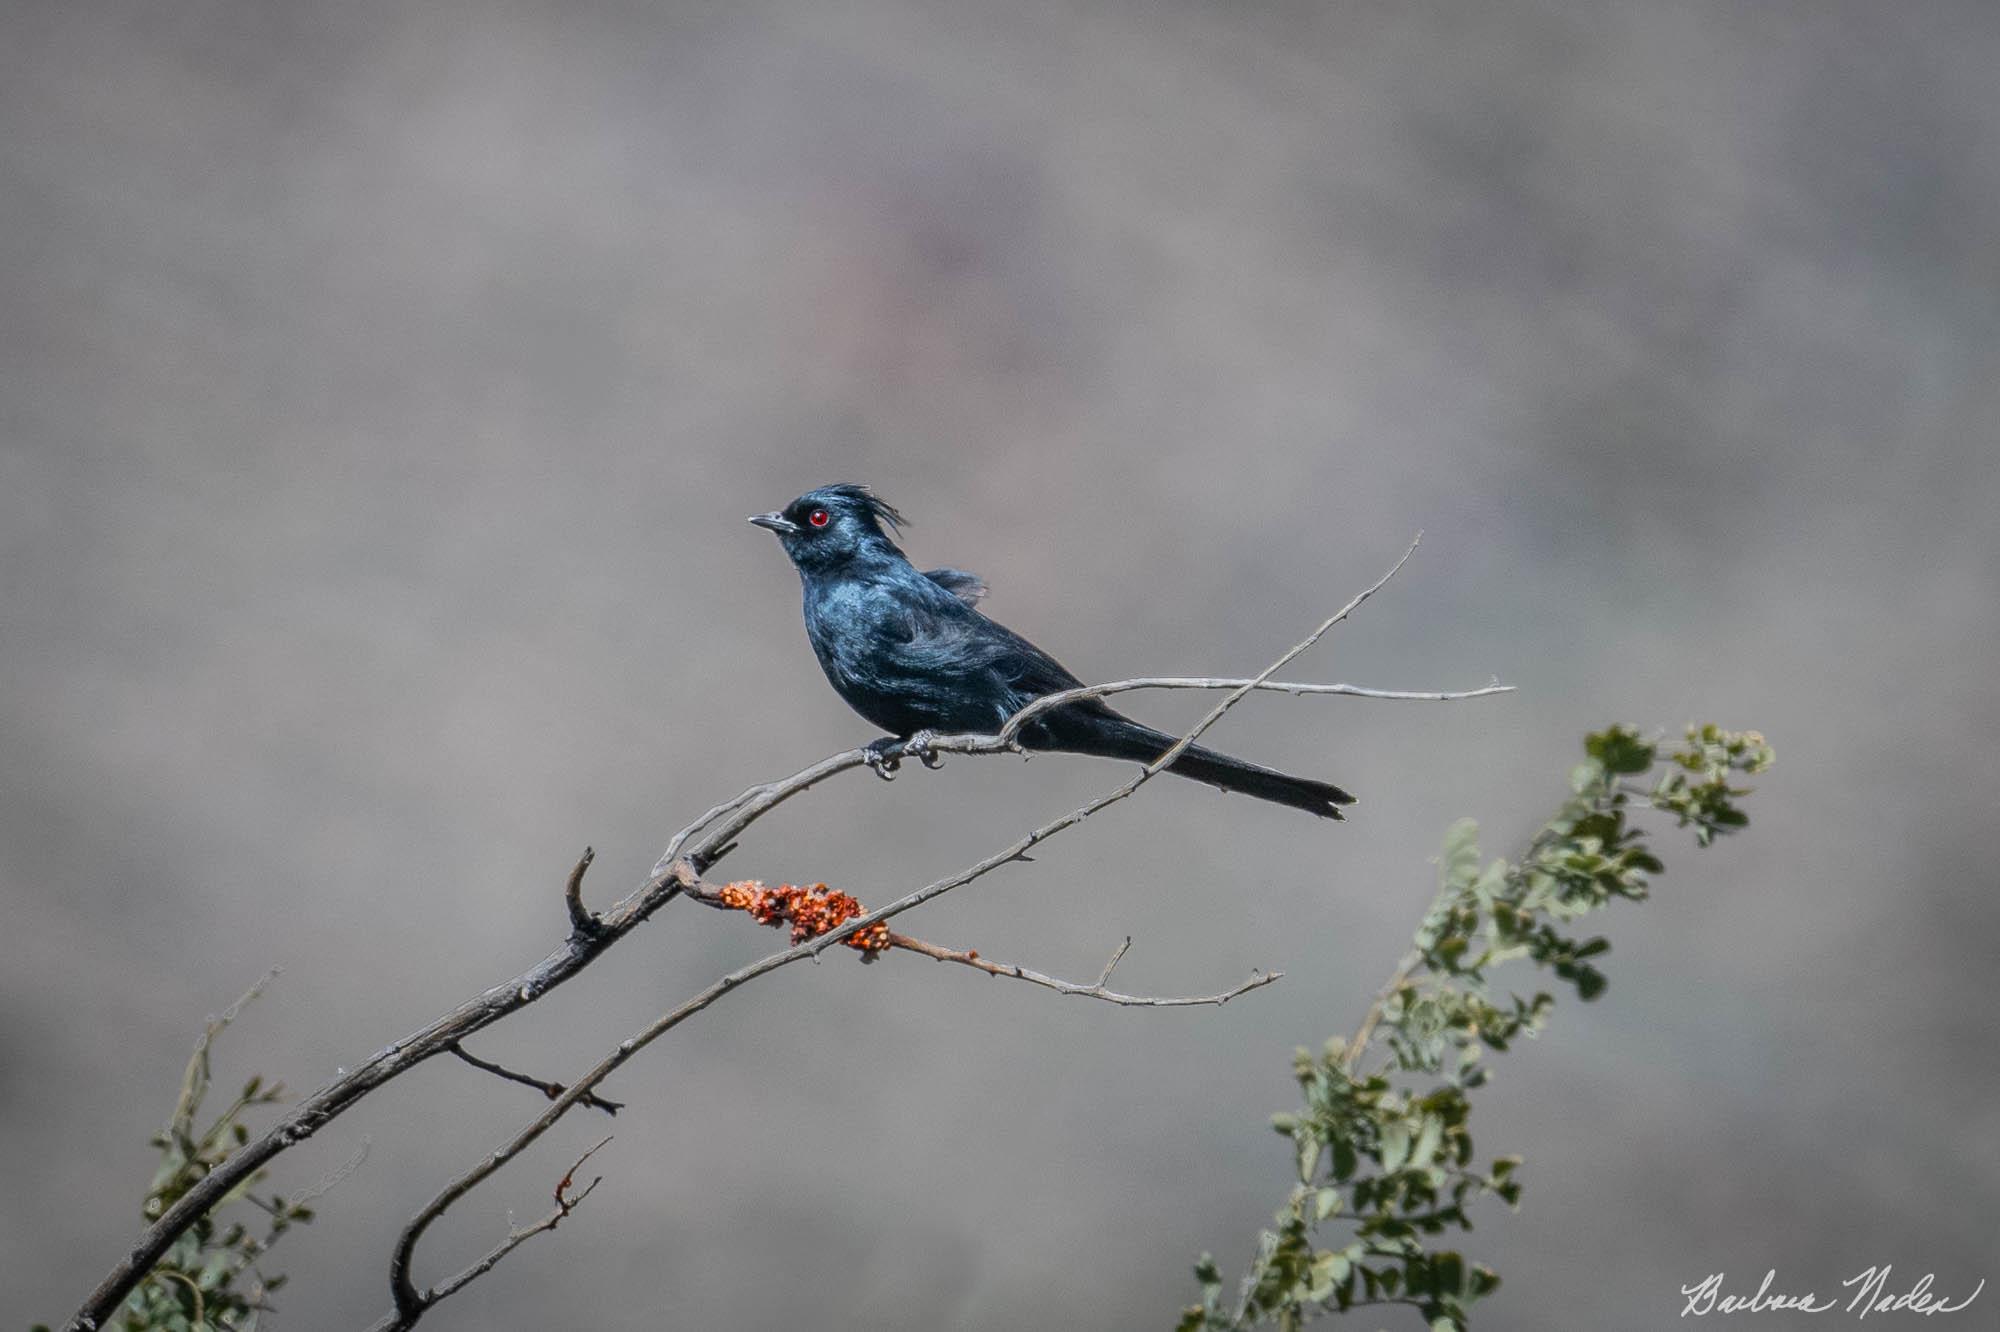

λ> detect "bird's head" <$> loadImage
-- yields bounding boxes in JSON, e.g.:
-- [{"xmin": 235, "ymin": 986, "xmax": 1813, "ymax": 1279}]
[{"xmin": 749, "ymin": 483, "xmax": 907, "ymax": 572}]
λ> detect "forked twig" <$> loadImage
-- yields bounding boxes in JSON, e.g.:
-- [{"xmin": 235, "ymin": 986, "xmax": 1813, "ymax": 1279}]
[
  {"xmin": 887, "ymin": 932, "xmax": 1280, "ymax": 1007},
  {"xmin": 403, "ymin": 1138, "xmax": 611, "ymax": 1316},
  {"xmin": 448, "ymin": 1044, "xmax": 623, "ymax": 1117}
]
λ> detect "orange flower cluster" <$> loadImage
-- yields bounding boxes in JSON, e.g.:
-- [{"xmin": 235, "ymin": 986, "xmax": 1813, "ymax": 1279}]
[{"xmin": 716, "ymin": 880, "xmax": 892, "ymax": 958}]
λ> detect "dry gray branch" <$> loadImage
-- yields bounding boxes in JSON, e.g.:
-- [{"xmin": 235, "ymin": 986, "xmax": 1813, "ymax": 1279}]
[
  {"xmin": 382, "ymin": 1137, "xmax": 610, "ymax": 1329},
  {"xmin": 368, "ymin": 536, "xmax": 1429, "ymax": 1327},
  {"xmin": 885, "ymin": 932, "xmax": 1280, "ymax": 1007},
  {"xmin": 676, "ymin": 876, "xmax": 1280, "ymax": 1000},
  {"xmin": 675, "ymin": 877, "xmax": 1280, "ymax": 1006},
  {"xmin": 66, "ymin": 533, "xmax": 1501, "ymax": 1332},
  {"xmin": 63, "ymin": 858, "xmax": 685, "ymax": 1332},
  {"xmin": 447, "ymin": 1043, "xmax": 623, "ymax": 1117},
  {"xmin": 562, "ymin": 846, "xmax": 601, "ymax": 938},
  {"xmin": 656, "ymin": 607, "xmax": 1504, "ymax": 875}
]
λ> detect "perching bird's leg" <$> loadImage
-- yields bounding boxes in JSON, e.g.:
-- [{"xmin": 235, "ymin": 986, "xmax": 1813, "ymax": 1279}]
[
  {"xmin": 905, "ymin": 729, "xmax": 946, "ymax": 769},
  {"xmin": 862, "ymin": 735, "xmax": 903, "ymax": 781}
]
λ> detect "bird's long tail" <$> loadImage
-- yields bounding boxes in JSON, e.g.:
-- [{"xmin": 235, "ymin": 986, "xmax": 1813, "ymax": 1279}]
[{"xmin": 1036, "ymin": 711, "xmax": 1356, "ymax": 819}]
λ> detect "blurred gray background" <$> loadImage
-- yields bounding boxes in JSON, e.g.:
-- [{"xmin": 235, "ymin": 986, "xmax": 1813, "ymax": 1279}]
[{"xmin": 5, "ymin": 0, "xmax": 1996, "ymax": 1327}]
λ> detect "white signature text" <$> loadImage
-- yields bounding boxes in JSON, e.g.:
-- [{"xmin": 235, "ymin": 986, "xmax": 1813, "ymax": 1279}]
[{"xmin": 1680, "ymin": 1267, "xmax": 1984, "ymax": 1319}]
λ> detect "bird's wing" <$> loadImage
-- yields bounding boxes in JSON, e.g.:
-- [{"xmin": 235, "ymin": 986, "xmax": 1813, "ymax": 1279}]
[
  {"xmin": 980, "ymin": 617, "xmax": 1089, "ymax": 697},
  {"xmin": 921, "ymin": 567, "xmax": 988, "ymax": 606},
  {"xmin": 872, "ymin": 579, "xmax": 1096, "ymax": 731}
]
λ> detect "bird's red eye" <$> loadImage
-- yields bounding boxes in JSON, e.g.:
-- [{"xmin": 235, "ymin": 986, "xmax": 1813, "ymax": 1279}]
[{"xmin": 808, "ymin": 508, "xmax": 830, "ymax": 528}]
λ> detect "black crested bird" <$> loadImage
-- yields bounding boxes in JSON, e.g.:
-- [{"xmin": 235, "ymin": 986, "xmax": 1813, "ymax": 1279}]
[{"xmin": 750, "ymin": 484, "xmax": 1356, "ymax": 819}]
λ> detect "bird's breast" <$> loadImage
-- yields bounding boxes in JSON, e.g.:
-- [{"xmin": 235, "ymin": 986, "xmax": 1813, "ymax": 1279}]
[
  {"xmin": 799, "ymin": 574, "xmax": 1007, "ymax": 734},
  {"xmin": 800, "ymin": 581, "xmax": 910, "ymax": 693}
]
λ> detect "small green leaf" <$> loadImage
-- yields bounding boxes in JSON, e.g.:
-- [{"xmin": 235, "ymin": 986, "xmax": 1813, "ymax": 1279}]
[
  {"xmin": 1308, "ymin": 1249, "xmax": 1343, "ymax": 1301},
  {"xmin": 1439, "ymin": 819, "xmax": 1481, "ymax": 892},
  {"xmin": 1296, "ymin": 1132, "xmax": 1322, "ymax": 1183},
  {"xmin": 1586, "ymin": 727, "xmax": 1655, "ymax": 774},
  {"xmin": 1380, "ymin": 1121, "xmax": 1411, "ymax": 1172},
  {"xmin": 1411, "ymin": 1116, "xmax": 1442, "ymax": 1170}
]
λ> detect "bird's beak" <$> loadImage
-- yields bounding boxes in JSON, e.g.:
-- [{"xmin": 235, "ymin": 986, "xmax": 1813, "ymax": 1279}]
[{"xmin": 748, "ymin": 512, "xmax": 801, "ymax": 535}]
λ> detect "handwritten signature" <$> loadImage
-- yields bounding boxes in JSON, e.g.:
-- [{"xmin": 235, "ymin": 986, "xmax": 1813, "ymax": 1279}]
[{"xmin": 1681, "ymin": 1267, "xmax": 1984, "ymax": 1319}]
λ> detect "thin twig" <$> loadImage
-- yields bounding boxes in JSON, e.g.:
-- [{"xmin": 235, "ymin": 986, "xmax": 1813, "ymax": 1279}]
[
  {"xmin": 373, "ymin": 538, "xmax": 1427, "ymax": 1329},
  {"xmin": 295, "ymin": 1137, "xmax": 372, "ymax": 1205},
  {"xmin": 1344, "ymin": 868, "xmax": 1466, "ymax": 1073},
  {"xmin": 563, "ymin": 847, "xmax": 600, "ymax": 938},
  {"xmin": 388, "ymin": 1138, "xmax": 611, "ymax": 1325},
  {"xmin": 1022, "ymin": 677, "xmax": 1509, "ymax": 707},
  {"xmin": 660, "ymin": 639, "xmax": 1504, "ymax": 876},
  {"xmin": 675, "ymin": 881, "xmax": 1281, "ymax": 1008},
  {"xmin": 886, "ymin": 932, "xmax": 1279, "ymax": 1007},
  {"xmin": 657, "ymin": 786, "xmax": 767, "ymax": 870},
  {"xmin": 1096, "ymin": 937, "xmax": 1134, "ymax": 986},
  {"xmin": 448, "ymin": 1044, "xmax": 623, "ymax": 1117},
  {"xmin": 171, "ymin": 969, "xmax": 282, "ymax": 1136},
  {"xmin": 1345, "ymin": 943, "xmax": 1427, "ymax": 1074},
  {"xmin": 62, "ymin": 853, "xmax": 685, "ymax": 1332}
]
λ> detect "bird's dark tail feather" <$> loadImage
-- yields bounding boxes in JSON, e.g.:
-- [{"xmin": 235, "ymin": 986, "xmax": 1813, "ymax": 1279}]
[{"xmin": 1038, "ymin": 714, "xmax": 1356, "ymax": 819}]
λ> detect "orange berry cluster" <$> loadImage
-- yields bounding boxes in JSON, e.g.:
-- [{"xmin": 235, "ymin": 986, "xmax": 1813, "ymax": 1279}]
[{"xmin": 717, "ymin": 880, "xmax": 892, "ymax": 958}]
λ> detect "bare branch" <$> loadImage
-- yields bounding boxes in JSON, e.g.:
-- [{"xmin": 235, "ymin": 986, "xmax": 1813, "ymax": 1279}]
[
  {"xmin": 656, "ymin": 785, "xmax": 768, "ymax": 869},
  {"xmin": 448, "ymin": 1043, "xmax": 623, "ymax": 1117},
  {"xmin": 1001, "ymin": 532, "xmax": 1424, "ymax": 747},
  {"xmin": 375, "ymin": 1138, "xmax": 611, "ymax": 1331},
  {"xmin": 295, "ymin": 1136, "xmax": 372, "ymax": 1205},
  {"xmin": 886, "ymin": 932, "xmax": 1279, "ymax": 1007},
  {"xmin": 562, "ymin": 847, "xmax": 601, "ymax": 938},
  {"xmin": 657, "ymin": 675, "xmax": 1507, "ymax": 867},
  {"xmin": 375, "ymin": 540, "xmax": 1431, "ymax": 1326},
  {"xmin": 1345, "ymin": 879, "xmax": 1464, "ymax": 1073},
  {"xmin": 677, "ymin": 881, "xmax": 1278, "ymax": 1007},
  {"xmin": 1345, "ymin": 941, "xmax": 1428, "ymax": 1075},
  {"xmin": 61, "ymin": 855, "xmax": 687, "ymax": 1332},
  {"xmin": 242, "ymin": 1133, "xmax": 371, "ymax": 1229},
  {"xmin": 1097, "ymin": 936, "xmax": 1133, "ymax": 986},
  {"xmin": 1004, "ymin": 676, "xmax": 1512, "ymax": 708},
  {"xmin": 172, "ymin": 968, "xmax": 282, "ymax": 1136},
  {"xmin": 68, "ymin": 534, "xmax": 1479, "ymax": 1332},
  {"xmin": 659, "ymin": 746, "xmax": 887, "ymax": 875}
]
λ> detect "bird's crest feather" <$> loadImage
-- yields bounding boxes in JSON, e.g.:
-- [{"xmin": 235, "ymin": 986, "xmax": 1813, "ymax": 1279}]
[{"xmin": 819, "ymin": 483, "xmax": 907, "ymax": 533}]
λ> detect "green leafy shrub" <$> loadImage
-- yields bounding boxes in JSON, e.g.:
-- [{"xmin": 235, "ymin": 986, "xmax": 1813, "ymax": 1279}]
[
  {"xmin": 40, "ymin": 978, "xmax": 331, "ymax": 1332},
  {"xmin": 1180, "ymin": 725, "xmax": 1773, "ymax": 1331}
]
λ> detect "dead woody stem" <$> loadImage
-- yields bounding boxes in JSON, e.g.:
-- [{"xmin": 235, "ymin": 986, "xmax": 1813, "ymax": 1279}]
[{"xmin": 64, "ymin": 534, "xmax": 1507, "ymax": 1332}]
